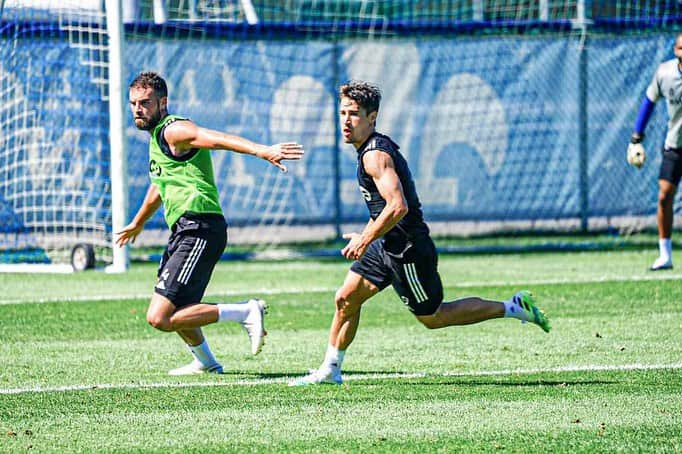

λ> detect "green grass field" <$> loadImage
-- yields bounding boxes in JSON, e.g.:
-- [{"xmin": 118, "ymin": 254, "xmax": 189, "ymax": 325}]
[{"xmin": 1, "ymin": 249, "xmax": 681, "ymax": 452}]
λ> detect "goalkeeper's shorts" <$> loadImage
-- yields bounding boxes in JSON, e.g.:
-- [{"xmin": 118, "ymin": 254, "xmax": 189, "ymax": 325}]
[
  {"xmin": 155, "ymin": 212, "xmax": 227, "ymax": 307},
  {"xmin": 660, "ymin": 147, "xmax": 682, "ymax": 186}
]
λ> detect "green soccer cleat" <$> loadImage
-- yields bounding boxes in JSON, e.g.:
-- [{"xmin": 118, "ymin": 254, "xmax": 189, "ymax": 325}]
[{"xmin": 510, "ymin": 290, "xmax": 551, "ymax": 333}]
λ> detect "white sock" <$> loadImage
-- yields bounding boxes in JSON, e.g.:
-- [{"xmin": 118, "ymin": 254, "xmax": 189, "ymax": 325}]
[
  {"xmin": 217, "ymin": 302, "xmax": 250, "ymax": 323},
  {"xmin": 323, "ymin": 344, "xmax": 345, "ymax": 370},
  {"xmin": 188, "ymin": 340, "xmax": 218, "ymax": 367},
  {"xmin": 659, "ymin": 238, "xmax": 672, "ymax": 260},
  {"xmin": 503, "ymin": 295, "xmax": 529, "ymax": 321}
]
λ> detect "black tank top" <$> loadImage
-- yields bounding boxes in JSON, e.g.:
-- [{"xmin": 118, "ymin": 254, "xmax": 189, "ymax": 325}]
[{"xmin": 356, "ymin": 132, "xmax": 430, "ymax": 253}]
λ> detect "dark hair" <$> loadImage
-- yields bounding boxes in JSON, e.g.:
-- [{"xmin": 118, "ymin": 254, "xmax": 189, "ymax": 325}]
[
  {"xmin": 129, "ymin": 71, "xmax": 168, "ymax": 99},
  {"xmin": 339, "ymin": 80, "xmax": 381, "ymax": 114}
]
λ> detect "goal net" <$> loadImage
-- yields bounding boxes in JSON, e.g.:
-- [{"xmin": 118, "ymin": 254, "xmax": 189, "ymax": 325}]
[
  {"xmin": 1, "ymin": 1, "xmax": 681, "ymax": 269},
  {"xmin": 0, "ymin": 1, "xmax": 118, "ymax": 271}
]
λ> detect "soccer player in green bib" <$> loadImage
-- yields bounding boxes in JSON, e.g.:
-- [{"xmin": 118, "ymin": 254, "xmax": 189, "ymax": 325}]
[{"xmin": 116, "ymin": 72, "xmax": 304, "ymax": 375}]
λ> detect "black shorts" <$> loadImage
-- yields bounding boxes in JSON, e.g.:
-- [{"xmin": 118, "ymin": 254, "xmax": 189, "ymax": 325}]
[
  {"xmin": 350, "ymin": 235, "xmax": 443, "ymax": 316},
  {"xmin": 659, "ymin": 147, "xmax": 682, "ymax": 186},
  {"xmin": 155, "ymin": 212, "xmax": 227, "ymax": 307}
]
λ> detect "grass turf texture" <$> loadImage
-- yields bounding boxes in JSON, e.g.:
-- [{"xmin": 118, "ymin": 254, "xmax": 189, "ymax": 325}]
[{"xmin": 1, "ymin": 249, "xmax": 681, "ymax": 452}]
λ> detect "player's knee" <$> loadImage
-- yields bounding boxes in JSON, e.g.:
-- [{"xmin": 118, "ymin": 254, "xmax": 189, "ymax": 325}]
[
  {"xmin": 334, "ymin": 290, "xmax": 360, "ymax": 317},
  {"xmin": 334, "ymin": 288, "xmax": 348, "ymax": 308},
  {"xmin": 658, "ymin": 192, "xmax": 668, "ymax": 206},
  {"xmin": 416, "ymin": 314, "xmax": 444, "ymax": 329},
  {"xmin": 414, "ymin": 302, "xmax": 444, "ymax": 329},
  {"xmin": 659, "ymin": 187, "xmax": 675, "ymax": 205},
  {"xmin": 419, "ymin": 318, "xmax": 441, "ymax": 329},
  {"xmin": 147, "ymin": 313, "xmax": 172, "ymax": 331}
]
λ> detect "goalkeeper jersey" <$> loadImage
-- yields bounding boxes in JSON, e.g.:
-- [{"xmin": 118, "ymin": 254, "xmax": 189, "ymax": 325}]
[
  {"xmin": 646, "ymin": 58, "xmax": 682, "ymax": 149},
  {"xmin": 149, "ymin": 115, "xmax": 223, "ymax": 229}
]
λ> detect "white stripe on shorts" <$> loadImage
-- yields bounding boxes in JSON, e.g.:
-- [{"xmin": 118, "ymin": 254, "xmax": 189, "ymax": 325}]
[
  {"xmin": 404, "ymin": 263, "xmax": 428, "ymax": 303},
  {"xmin": 177, "ymin": 238, "xmax": 206, "ymax": 284}
]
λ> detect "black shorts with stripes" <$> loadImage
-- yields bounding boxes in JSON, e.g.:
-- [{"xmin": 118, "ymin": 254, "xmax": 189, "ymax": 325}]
[
  {"xmin": 660, "ymin": 147, "xmax": 682, "ymax": 187},
  {"xmin": 155, "ymin": 212, "xmax": 227, "ymax": 307},
  {"xmin": 350, "ymin": 235, "xmax": 443, "ymax": 316}
]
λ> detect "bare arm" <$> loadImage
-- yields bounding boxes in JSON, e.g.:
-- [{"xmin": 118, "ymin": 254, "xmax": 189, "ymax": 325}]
[
  {"xmin": 163, "ymin": 120, "xmax": 304, "ymax": 172},
  {"xmin": 114, "ymin": 184, "xmax": 162, "ymax": 247},
  {"xmin": 341, "ymin": 150, "xmax": 408, "ymax": 260}
]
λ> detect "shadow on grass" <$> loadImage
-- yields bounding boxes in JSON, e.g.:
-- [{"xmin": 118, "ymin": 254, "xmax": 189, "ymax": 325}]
[
  {"xmin": 215, "ymin": 370, "xmax": 412, "ymax": 379},
  {"xmin": 338, "ymin": 371, "xmax": 618, "ymax": 387}
]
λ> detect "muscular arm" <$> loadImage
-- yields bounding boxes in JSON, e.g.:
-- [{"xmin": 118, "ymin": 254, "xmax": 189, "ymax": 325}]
[
  {"xmin": 114, "ymin": 184, "xmax": 162, "ymax": 247},
  {"xmin": 341, "ymin": 150, "xmax": 408, "ymax": 260},
  {"xmin": 163, "ymin": 120, "xmax": 303, "ymax": 172},
  {"xmin": 362, "ymin": 150, "xmax": 409, "ymax": 240}
]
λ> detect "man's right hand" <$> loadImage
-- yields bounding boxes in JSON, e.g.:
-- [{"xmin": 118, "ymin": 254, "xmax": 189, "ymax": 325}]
[{"xmin": 115, "ymin": 222, "xmax": 144, "ymax": 247}]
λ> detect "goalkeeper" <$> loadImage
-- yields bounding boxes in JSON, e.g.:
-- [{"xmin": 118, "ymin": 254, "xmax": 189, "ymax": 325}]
[
  {"xmin": 629, "ymin": 33, "xmax": 682, "ymax": 271},
  {"xmin": 115, "ymin": 72, "xmax": 304, "ymax": 375}
]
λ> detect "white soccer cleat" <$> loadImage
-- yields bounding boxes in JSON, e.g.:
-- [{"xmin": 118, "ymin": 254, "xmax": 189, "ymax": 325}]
[
  {"xmin": 288, "ymin": 366, "xmax": 342, "ymax": 386},
  {"xmin": 241, "ymin": 299, "xmax": 267, "ymax": 355},
  {"xmin": 168, "ymin": 361, "xmax": 223, "ymax": 376},
  {"xmin": 650, "ymin": 256, "xmax": 673, "ymax": 271}
]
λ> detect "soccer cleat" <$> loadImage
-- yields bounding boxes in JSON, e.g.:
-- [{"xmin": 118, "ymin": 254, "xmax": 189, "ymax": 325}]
[
  {"xmin": 288, "ymin": 366, "xmax": 342, "ymax": 386},
  {"xmin": 241, "ymin": 299, "xmax": 267, "ymax": 355},
  {"xmin": 509, "ymin": 290, "xmax": 551, "ymax": 333},
  {"xmin": 650, "ymin": 256, "xmax": 673, "ymax": 271},
  {"xmin": 168, "ymin": 361, "xmax": 223, "ymax": 376}
]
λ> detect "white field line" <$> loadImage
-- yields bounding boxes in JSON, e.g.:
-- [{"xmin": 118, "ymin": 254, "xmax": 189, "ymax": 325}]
[
  {"xmin": 0, "ymin": 286, "xmax": 337, "ymax": 305},
  {"xmin": 1, "ymin": 362, "xmax": 680, "ymax": 395},
  {"xmin": 2, "ymin": 272, "xmax": 682, "ymax": 305}
]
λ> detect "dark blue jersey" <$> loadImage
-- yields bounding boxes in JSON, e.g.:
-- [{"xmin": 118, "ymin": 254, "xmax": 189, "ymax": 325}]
[{"xmin": 356, "ymin": 132, "xmax": 430, "ymax": 253}]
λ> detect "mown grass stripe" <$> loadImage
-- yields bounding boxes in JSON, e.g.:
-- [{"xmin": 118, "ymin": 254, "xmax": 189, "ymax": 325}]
[
  {"xmin": 2, "ymin": 362, "xmax": 680, "ymax": 395},
  {"xmin": 3, "ymin": 272, "xmax": 682, "ymax": 305}
]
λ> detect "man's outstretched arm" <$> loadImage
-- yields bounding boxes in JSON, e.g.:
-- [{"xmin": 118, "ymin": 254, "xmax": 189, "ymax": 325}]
[{"xmin": 163, "ymin": 120, "xmax": 304, "ymax": 172}]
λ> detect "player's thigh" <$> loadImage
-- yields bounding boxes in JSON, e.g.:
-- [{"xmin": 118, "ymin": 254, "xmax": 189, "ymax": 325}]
[
  {"xmin": 337, "ymin": 269, "xmax": 381, "ymax": 306},
  {"xmin": 391, "ymin": 237, "xmax": 444, "ymax": 316}
]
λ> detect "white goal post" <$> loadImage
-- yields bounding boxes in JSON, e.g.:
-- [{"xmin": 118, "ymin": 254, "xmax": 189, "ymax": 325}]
[
  {"xmin": 105, "ymin": 0, "xmax": 129, "ymax": 274},
  {"xmin": 0, "ymin": 0, "xmax": 129, "ymax": 273}
]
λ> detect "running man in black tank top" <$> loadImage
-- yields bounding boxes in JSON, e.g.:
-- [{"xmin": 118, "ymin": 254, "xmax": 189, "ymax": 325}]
[{"xmin": 290, "ymin": 80, "xmax": 551, "ymax": 386}]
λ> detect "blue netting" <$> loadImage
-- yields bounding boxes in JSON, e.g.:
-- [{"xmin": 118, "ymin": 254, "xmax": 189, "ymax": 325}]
[{"xmin": 2, "ymin": 1, "xmax": 682, "ymax": 263}]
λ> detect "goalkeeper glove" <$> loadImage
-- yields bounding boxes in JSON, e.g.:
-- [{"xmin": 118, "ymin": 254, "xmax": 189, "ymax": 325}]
[{"xmin": 627, "ymin": 133, "xmax": 646, "ymax": 168}]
